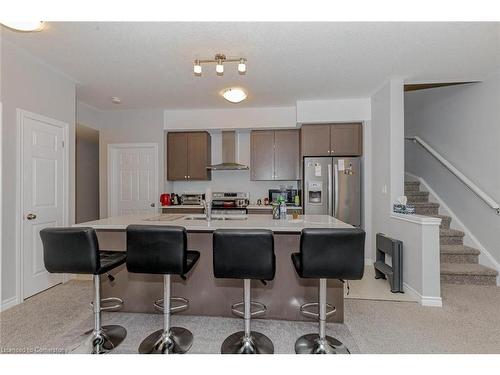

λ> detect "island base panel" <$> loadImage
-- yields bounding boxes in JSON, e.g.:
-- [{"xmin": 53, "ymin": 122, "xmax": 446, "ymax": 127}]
[{"xmin": 97, "ymin": 231, "xmax": 344, "ymax": 322}]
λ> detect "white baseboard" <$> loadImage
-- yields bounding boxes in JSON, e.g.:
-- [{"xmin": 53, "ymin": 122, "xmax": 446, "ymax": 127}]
[
  {"xmin": 1, "ymin": 296, "xmax": 19, "ymax": 312},
  {"xmin": 405, "ymin": 172, "xmax": 500, "ymax": 286},
  {"xmin": 403, "ymin": 282, "xmax": 442, "ymax": 307}
]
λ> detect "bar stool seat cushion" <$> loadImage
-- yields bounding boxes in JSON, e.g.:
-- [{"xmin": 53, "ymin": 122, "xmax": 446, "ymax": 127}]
[
  {"xmin": 291, "ymin": 252, "xmax": 303, "ymax": 277},
  {"xmin": 185, "ymin": 251, "xmax": 201, "ymax": 274},
  {"xmin": 98, "ymin": 251, "xmax": 127, "ymax": 274}
]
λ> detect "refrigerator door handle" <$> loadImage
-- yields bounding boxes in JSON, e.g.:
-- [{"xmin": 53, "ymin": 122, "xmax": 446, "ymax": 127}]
[
  {"xmin": 327, "ymin": 164, "xmax": 332, "ymax": 216},
  {"xmin": 334, "ymin": 163, "xmax": 339, "ymax": 217}
]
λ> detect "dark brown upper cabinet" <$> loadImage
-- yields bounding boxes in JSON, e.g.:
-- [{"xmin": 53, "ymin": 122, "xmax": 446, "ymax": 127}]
[
  {"xmin": 250, "ymin": 129, "xmax": 300, "ymax": 181},
  {"xmin": 166, "ymin": 131, "xmax": 211, "ymax": 181},
  {"xmin": 300, "ymin": 123, "xmax": 362, "ymax": 157}
]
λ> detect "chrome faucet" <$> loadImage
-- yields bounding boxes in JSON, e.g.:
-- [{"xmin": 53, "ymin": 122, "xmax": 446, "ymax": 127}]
[{"xmin": 202, "ymin": 200, "xmax": 212, "ymax": 221}]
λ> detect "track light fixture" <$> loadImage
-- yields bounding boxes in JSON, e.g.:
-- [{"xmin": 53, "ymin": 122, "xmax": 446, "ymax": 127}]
[{"xmin": 193, "ymin": 53, "xmax": 247, "ymax": 77}]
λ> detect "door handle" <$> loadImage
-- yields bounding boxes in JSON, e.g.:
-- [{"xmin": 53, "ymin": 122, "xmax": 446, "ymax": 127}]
[
  {"xmin": 150, "ymin": 203, "xmax": 155, "ymax": 208},
  {"xmin": 334, "ymin": 164, "xmax": 339, "ymax": 217},
  {"xmin": 26, "ymin": 213, "xmax": 37, "ymax": 220},
  {"xmin": 327, "ymin": 164, "xmax": 332, "ymax": 216}
]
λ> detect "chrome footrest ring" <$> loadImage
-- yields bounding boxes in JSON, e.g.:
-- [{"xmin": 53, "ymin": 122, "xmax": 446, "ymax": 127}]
[
  {"xmin": 154, "ymin": 296, "xmax": 189, "ymax": 313},
  {"xmin": 300, "ymin": 302, "xmax": 336, "ymax": 319},
  {"xmin": 89, "ymin": 297, "xmax": 124, "ymax": 311},
  {"xmin": 231, "ymin": 301, "xmax": 267, "ymax": 318}
]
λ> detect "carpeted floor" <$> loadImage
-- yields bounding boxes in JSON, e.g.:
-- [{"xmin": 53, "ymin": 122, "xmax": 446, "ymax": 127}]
[{"xmin": 1, "ymin": 280, "xmax": 499, "ymax": 354}]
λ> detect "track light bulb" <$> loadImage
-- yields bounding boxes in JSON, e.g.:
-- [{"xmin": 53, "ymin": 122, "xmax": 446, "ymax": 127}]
[
  {"xmin": 238, "ymin": 59, "xmax": 247, "ymax": 74},
  {"xmin": 194, "ymin": 60, "xmax": 202, "ymax": 75},
  {"xmin": 216, "ymin": 61, "xmax": 224, "ymax": 75}
]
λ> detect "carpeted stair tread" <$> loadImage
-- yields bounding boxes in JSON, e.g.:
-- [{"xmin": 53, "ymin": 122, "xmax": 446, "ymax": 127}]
[
  {"xmin": 440, "ymin": 245, "xmax": 481, "ymax": 255},
  {"xmin": 440, "ymin": 228, "xmax": 465, "ymax": 238},
  {"xmin": 431, "ymin": 214, "xmax": 451, "ymax": 229},
  {"xmin": 406, "ymin": 191, "xmax": 430, "ymax": 203},
  {"xmin": 440, "ymin": 263, "xmax": 498, "ymax": 276},
  {"xmin": 404, "ymin": 181, "xmax": 420, "ymax": 191},
  {"xmin": 411, "ymin": 202, "xmax": 439, "ymax": 208}
]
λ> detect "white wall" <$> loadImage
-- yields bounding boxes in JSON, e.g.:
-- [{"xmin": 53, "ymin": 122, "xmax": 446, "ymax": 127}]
[
  {"xmin": 371, "ymin": 79, "xmax": 441, "ymax": 306},
  {"xmin": 165, "ymin": 106, "xmax": 296, "ymax": 130},
  {"xmin": 405, "ymin": 70, "xmax": 500, "ymax": 265},
  {"xmin": 76, "ymin": 101, "xmax": 103, "ymax": 130},
  {"xmin": 1, "ymin": 41, "xmax": 76, "ymax": 307},
  {"xmin": 296, "ymin": 98, "xmax": 371, "ymax": 124}
]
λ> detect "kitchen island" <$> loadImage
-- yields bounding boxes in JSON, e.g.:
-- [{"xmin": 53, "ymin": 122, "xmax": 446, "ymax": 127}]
[{"xmin": 74, "ymin": 213, "xmax": 353, "ymax": 322}]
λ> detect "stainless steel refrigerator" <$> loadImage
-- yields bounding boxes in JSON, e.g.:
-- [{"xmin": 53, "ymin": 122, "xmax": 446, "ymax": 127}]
[{"xmin": 303, "ymin": 157, "xmax": 361, "ymax": 227}]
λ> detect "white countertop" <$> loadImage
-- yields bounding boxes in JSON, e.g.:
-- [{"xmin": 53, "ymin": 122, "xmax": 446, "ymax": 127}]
[{"xmin": 73, "ymin": 213, "xmax": 352, "ymax": 232}]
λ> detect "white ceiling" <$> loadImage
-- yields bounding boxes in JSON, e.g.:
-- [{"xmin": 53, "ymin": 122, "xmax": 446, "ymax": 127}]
[{"xmin": 2, "ymin": 22, "xmax": 499, "ymax": 110}]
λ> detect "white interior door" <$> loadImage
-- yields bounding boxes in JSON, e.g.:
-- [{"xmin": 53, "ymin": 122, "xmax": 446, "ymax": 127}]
[
  {"xmin": 21, "ymin": 111, "xmax": 67, "ymax": 298},
  {"xmin": 109, "ymin": 143, "xmax": 158, "ymax": 216}
]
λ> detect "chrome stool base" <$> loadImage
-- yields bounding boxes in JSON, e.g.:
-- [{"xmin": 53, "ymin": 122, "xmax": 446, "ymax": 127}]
[
  {"xmin": 139, "ymin": 327, "xmax": 193, "ymax": 354},
  {"xmin": 86, "ymin": 325, "xmax": 127, "ymax": 354},
  {"xmin": 295, "ymin": 334, "xmax": 349, "ymax": 354},
  {"xmin": 221, "ymin": 331, "xmax": 274, "ymax": 354}
]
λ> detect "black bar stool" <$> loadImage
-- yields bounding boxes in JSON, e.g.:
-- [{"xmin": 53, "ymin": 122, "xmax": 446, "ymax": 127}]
[
  {"xmin": 40, "ymin": 227, "xmax": 127, "ymax": 354},
  {"xmin": 291, "ymin": 228, "xmax": 365, "ymax": 354},
  {"xmin": 213, "ymin": 229, "xmax": 275, "ymax": 354},
  {"xmin": 126, "ymin": 225, "xmax": 200, "ymax": 354}
]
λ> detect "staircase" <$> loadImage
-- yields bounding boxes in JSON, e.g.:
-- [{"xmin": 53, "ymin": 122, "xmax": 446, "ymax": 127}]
[{"xmin": 405, "ymin": 181, "xmax": 498, "ymax": 286}]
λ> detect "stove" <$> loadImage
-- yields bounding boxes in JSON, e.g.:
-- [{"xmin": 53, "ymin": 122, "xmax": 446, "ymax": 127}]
[{"xmin": 211, "ymin": 192, "xmax": 249, "ymax": 215}]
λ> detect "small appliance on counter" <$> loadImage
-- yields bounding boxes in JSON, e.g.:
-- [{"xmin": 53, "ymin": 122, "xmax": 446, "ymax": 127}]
[
  {"xmin": 211, "ymin": 192, "xmax": 249, "ymax": 215},
  {"xmin": 268, "ymin": 188, "xmax": 300, "ymax": 206},
  {"xmin": 180, "ymin": 193, "xmax": 204, "ymax": 205},
  {"xmin": 160, "ymin": 193, "xmax": 171, "ymax": 206}
]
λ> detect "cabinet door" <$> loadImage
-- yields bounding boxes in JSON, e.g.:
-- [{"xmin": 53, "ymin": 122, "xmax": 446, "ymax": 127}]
[
  {"xmin": 187, "ymin": 132, "xmax": 211, "ymax": 180},
  {"xmin": 167, "ymin": 132, "xmax": 188, "ymax": 180},
  {"xmin": 300, "ymin": 125, "xmax": 331, "ymax": 156},
  {"xmin": 274, "ymin": 129, "xmax": 300, "ymax": 180},
  {"xmin": 330, "ymin": 123, "xmax": 362, "ymax": 156},
  {"xmin": 250, "ymin": 130, "xmax": 275, "ymax": 180}
]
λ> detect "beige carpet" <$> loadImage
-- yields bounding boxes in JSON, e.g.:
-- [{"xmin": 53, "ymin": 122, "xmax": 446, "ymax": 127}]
[{"xmin": 1, "ymin": 280, "xmax": 500, "ymax": 354}]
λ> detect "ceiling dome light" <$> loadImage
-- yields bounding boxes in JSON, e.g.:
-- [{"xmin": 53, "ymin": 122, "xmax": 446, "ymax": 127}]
[
  {"xmin": 238, "ymin": 59, "xmax": 247, "ymax": 74},
  {"xmin": 221, "ymin": 88, "xmax": 247, "ymax": 103},
  {"xmin": 193, "ymin": 60, "xmax": 202, "ymax": 76},
  {"xmin": 1, "ymin": 21, "xmax": 45, "ymax": 32}
]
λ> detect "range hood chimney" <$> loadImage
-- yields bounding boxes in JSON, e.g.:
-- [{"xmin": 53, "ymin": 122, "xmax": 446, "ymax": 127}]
[{"xmin": 207, "ymin": 131, "xmax": 249, "ymax": 171}]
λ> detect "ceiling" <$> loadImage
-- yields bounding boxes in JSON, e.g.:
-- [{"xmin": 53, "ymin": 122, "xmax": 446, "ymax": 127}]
[{"xmin": 2, "ymin": 22, "xmax": 499, "ymax": 110}]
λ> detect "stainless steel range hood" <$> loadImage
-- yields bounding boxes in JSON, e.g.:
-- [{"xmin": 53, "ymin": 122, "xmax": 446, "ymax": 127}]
[{"xmin": 207, "ymin": 131, "xmax": 249, "ymax": 171}]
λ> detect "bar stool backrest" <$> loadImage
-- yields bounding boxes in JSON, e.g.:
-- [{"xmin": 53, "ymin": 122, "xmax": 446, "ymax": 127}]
[
  {"xmin": 213, "ymin": 229, "xmax": 275, "ymax": 280},
  {"xmin": 213, "ymin": 229, "xmax": 276, "ymax": 280},
  {"xmin": 300, "ymin": 228, "xmax": 365, "ymax": 279},
  {"xmin": 40, "ymin": 227, "xmax": 100, "ymax": 274},
  {"xmin": 126, "ymin": 225, "xmax": 187, "ymax": 275}
]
